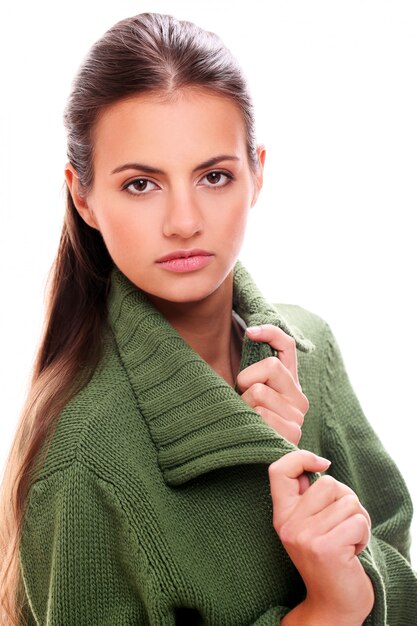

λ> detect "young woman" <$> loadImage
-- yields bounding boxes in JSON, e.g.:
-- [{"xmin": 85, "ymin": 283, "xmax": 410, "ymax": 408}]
[{"xmin": 1, "ymin": 12, "xmax": 416, "ymax": 626}]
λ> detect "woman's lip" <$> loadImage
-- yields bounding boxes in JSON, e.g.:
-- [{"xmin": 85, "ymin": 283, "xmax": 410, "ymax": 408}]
[
  {"xmin": 156, "ymin": 249, "xmax": 213, "ymax": 263},
  {"xmin": 156, "ymin": 250, "xmax": 214, "ymax": 273}
]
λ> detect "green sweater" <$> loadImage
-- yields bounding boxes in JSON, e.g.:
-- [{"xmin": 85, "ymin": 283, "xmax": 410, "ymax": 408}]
[{"xmin": 20, "ymin": 262, "xmax": 417, "ymax": 625}]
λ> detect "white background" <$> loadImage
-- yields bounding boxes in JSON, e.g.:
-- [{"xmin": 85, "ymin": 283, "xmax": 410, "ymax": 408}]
[{"xmin": 0, "ymin": 1, "xmax": 416, "ymax": 565}]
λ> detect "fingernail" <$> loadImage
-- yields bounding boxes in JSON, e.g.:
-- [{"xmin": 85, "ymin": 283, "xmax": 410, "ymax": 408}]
[
  {"xmin": 246, "ymin": 326, "xmax": 261, "ymax": 336},
  {"xmin": 314, "ymin": 454, "xmax": 331, "ymax": 466}
]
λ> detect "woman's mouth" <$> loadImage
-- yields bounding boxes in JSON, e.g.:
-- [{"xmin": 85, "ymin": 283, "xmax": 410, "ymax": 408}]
[{"xmin": 156, "ymin": 249, "xmax": 214, "ymax": 273}]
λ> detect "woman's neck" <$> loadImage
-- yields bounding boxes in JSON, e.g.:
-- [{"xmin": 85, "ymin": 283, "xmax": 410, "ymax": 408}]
[{"xmin": 147, "ymin": 273, "xmax": 241, "ymax": 386}]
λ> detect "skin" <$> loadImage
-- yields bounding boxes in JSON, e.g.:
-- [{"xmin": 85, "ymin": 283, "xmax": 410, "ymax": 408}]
[
  {"xmin": 273, "ymin": 451, "xmax": 374, "ymax": 625},
  {"xmin": 238, "ymin": 325, "xmax": 309, "ymax": 445},
  {"xmin": 65, "ymin": 88, "xmax": 373, "ymax": 622},
  {"xmin": 66, "ymin": 89, "xmax": 264, "ymax": 385}
]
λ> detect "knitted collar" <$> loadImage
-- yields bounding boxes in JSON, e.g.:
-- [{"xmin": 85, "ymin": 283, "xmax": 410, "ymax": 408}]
[{"xmin": 108, "ymin": 261, "xmax": 314, "ymax": 487}]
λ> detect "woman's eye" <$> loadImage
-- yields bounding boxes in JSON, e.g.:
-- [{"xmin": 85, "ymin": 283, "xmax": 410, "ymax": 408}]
[
  {"xmin": 201, "ymin": 171, "xmax": 233, "ymax": 188},
  {"xmin": 123, "ymin": 178, "xmax": 159, "ymax": 195}
]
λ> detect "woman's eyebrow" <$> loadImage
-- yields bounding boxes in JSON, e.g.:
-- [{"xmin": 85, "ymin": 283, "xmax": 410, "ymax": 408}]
[
  {"xmin": 110, "ymin": 154, "xmax": 240, "ymax": 176},
  {"xmin": 194, "ymin": 154, "xmax": 240, "ymax": 171}
]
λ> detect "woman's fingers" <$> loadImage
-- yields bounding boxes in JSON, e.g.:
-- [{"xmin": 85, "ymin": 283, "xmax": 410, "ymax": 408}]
[
  {"xmin": 237, "ymin": 358, "xmax": 308, "ymax": 413},
  {"xmin": 320, "ymin": 513, "xmax": 372, "ymax": 558},
  {"xmin": 281, "ymin": 494, "xmax": 372, "ymax": 546},
  {"xmin": 245, "ymin": 324, "xmax": 300, "ymax": 385},
  {"xmin": 240, "ymin": 380, "xmax": 305, "ymax": 440},
  {"xmin": 252, "ymin": 405, "xmax": 302, "ymax": 445},
  {"xmin": 270, "ymin": 451, "xmax": 372, "ymax": 557},
  {"xmin": 282, "ymin": 512, "xmax": 371, "ymax": 573},
  {"xmin": 269, "ymin": 450, "xmax": 331, "ymax": 524},
  {"xmin": 238, "ymin": 325, "xmax": 309, "ymax": 442},
  {"xmin": 269, "ymin": 450, "xmax": 331, "ymax": 487},
  {"xmin": 269, "ymin": 450, "xmax": 374, "ymax": 621},
  {"xmin": 288, "ymin": 474, "xmax": 370, "ymax": 525}
]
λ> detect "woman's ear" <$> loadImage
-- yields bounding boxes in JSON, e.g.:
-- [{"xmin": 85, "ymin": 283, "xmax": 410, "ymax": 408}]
[
  {"xmin": 64, "ymin": 163, "xmax": 99, "ymax": 230},
  {"xmin": 250, "ymin": 145, "xmax": 266, "ymax": 208}
]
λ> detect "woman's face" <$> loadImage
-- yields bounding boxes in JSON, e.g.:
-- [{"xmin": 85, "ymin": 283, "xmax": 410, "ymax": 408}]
[{"xmin": 67, "ymin": 89, "xmax": 265, "ymax": 304}]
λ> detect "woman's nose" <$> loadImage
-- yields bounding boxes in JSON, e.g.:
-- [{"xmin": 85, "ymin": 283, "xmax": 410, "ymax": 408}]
[{"xmin": 162, "ymin": 189, "xmax": 203, "ymax": 239}]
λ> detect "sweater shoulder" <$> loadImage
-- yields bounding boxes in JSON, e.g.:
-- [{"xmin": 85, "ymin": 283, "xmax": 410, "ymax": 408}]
[
  {"xmin": 36, "ymin": 334, "xmax": 151, "ymax": 486},
  {"xmin": 272, "ymin": 303, "xmax": 331, "ymax": 350}
]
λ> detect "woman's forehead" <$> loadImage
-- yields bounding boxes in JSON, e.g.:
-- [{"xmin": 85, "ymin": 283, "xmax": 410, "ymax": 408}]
[{"xmin": 92, "ymin": 90, "xmax": 248, "ymax": 173}]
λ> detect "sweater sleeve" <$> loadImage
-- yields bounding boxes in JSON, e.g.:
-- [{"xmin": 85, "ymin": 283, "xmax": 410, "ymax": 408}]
[
  {"xmin": 319, "ymin": 322, "xmax": 417, "ymax": 625},
  {"xmin": 20, "ymin": 461, "xmax": 174, "ymax": 626}
]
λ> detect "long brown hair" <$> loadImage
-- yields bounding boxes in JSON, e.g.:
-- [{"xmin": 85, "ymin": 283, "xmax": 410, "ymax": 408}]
[{"xmin": 0, "ymin": 12, "xmax": 260, "ymax": 624}]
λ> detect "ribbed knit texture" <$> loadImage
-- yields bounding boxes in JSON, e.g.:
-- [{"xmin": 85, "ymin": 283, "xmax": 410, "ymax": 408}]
[{"xmin": 20, "ymin": 262, "xmax": 417, "ymax": 625}]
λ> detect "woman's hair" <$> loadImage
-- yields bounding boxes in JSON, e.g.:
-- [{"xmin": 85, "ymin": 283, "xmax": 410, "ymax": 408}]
[{"xmin": 0, "ymin": 12, "xmax": 259, "ymax": 624}]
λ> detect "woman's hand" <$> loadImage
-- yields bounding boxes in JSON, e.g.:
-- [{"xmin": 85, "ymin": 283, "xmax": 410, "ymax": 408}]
[
  {"xmin": 236, "ymin": 325, "xmax": 309, "ymax": 444},
  {"xmin": 270, "ymin": 450, "xmax": 374, "ymax": 626}
]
